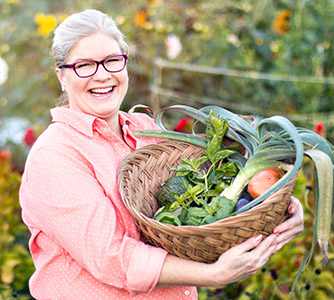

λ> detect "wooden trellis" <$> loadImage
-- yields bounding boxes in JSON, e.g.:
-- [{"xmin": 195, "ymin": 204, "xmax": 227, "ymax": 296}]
[{"xmin": 150, "ymin": 58, "xmax": 334, "ymax": 141}]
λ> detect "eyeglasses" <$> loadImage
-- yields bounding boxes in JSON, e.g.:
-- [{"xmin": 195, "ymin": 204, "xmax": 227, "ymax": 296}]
[{"xmin": 59, "ymin": 54, "xmax": 128, "ymax": 78}]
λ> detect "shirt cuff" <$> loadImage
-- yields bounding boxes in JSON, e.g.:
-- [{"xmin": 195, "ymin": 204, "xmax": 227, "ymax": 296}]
[{"xmin": 126, "ymin": 242, "xmax": 168, "ymax": 296}]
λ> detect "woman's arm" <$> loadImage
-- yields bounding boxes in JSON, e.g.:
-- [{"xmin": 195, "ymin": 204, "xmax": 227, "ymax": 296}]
[{"xmin": 20, "ymin": 144, "xmax": 167, "ymax": 295}]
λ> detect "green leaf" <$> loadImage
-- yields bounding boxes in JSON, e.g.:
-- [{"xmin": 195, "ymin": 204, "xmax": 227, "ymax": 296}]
[
  {"xmin": 206, "ymin": 169, "xmax": 222, "ymax": 186},
  {"xmin": 215, "ymin": 161, "xmax": 238, "ymax": 176},
  {"xmin": 201, "ymin": 215, "xmax": 218, "ymax": 224},
  {"xmin": 304, "ymin": 148, "xmax": 334, "ymax": 266},
  {"xmin": 214, "ymin": 197, "xmax": 236, "ymax": 219},
  {"xmin": 204, "ymin": 111, "xmax": 229, "ymax": 162},
  {"xmin": 155, "ymin": 105, "xmax": 208, "ymax": 130},
  {"xmin": 133, "ymin": 130, "xmax": 207, "ymax": 148},
  {"xmin": 235, "ymin": 115, "xmax": 305, "ymax": 210},
  {"xmin": 227, "ymin": 152, "xmax": 247, "ymax": 169},
  {"xmin": 211, "ymin": 149, "xmax": 236, "ymax": 165},
  {"xmin": 154, "ymin": 212, "xmax": 182, "ymax": 226},
  {"xmin": 200, "ymin": 105, "xmax": 257, "ymax": 139},
  {"xmin": 170, "ymin": 164, "xmax": 194, "ymax": 175},
  {"xmin": 200, "ymin": 106, "xmax": 259, "ymax": 155},
  {"xmin": 170, "ymin": 183, "xmax": 205, "ymax": 210},
  {"xmin": 299, "ymin": 130, "xmax": 334, "ymax": 163}
]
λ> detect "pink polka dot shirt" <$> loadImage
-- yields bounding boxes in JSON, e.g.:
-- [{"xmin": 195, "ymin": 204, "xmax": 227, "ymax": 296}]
[{"xmin": 19, "ymin": 106, "xmax": 197, "ymax": 299}]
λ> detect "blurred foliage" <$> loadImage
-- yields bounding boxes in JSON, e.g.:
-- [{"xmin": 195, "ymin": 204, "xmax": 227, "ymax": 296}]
[
  {"xmin": 1, "ymin": 0, "xmax": 334, "ymax": 164},
  {"xmin": 1, "ymin": 0, "xmax": 334, "ymax": 120},
  {"xmin": 0, "ymin": 151, "xmax": 34, "ymax": 299},
  {"xmin": 1, "ymin": 0, "xmax": 334, "ymax": 299}
]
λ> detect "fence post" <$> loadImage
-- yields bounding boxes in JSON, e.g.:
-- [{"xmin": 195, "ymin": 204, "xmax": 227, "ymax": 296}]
[{"xmin": 150, "ymin": 57, "xmax": 163, "ymax": 112}]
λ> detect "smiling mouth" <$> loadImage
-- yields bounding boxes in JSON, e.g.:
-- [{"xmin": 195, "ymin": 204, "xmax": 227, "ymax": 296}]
[{"xmin": 89, "ymin": 87, "xmax": 114, "ymax": 95}]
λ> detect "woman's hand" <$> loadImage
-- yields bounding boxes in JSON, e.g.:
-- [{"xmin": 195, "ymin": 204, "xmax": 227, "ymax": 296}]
[
  {"xmin": 209, "ymin": 196, "xmax": 304, "ymax": 286},
  {"xmin": 159, "ymin": 233, "xmax": 278, "ymax": 288},
  {"xmin": 271, "ymin": 196, "xmax": 304, "ymax": 252},
  {"xmin": 210, "ymin": 233, "xmax": 277, "ymax": 285}
]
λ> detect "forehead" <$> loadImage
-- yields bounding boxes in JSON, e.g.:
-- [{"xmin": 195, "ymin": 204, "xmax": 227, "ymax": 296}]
[{"xmin": 67, "ymin": 32, "xmax": 121, "ymax": 61}]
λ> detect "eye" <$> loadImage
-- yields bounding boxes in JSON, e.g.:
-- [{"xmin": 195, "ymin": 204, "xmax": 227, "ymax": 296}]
[
  {"xmin": 75, "ymin": 61, "xmax": 95, "ymax": 69},
  {"xmin": 105, "ymin": 56, "xmax": 123, "ymax": 63}
]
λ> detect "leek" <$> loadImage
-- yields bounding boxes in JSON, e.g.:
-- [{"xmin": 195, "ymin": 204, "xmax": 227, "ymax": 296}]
[{"xmin": 134, "ymin": 104, "xmax": 334, "ymax": 272}]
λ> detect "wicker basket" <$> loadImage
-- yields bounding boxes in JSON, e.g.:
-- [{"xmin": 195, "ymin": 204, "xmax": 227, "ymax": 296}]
[{"xmin": 118, "ymin": 140, "xmax": 297, "ymax": 263}]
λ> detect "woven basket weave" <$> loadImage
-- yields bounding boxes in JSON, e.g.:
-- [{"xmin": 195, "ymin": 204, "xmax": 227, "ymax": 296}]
[{"xmin": 118, "ymin": 140, "xmax": 297, "ymax": 263}]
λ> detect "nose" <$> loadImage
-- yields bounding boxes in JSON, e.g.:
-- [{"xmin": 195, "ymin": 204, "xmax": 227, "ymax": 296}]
[{"xmin": 92, "ymin": 63, "xmax": 111, "ymax": 81}]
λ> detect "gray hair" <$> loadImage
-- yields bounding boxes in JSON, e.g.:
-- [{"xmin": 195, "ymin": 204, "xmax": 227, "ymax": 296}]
[{"xmin": 51, "ymin": 9, "xmax": 129, "ymax": 68}]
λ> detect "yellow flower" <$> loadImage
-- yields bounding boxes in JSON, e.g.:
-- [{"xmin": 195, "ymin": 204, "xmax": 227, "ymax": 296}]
[
  {"xmin": 272, "ymin": 10, "xmax": 292, "ymax": 35},
  {"xmin": 6, "ymin": 0, "xmax": 20, "ymax": 4},
  {"xmin": 58, "ymin": 14, "xmax": 68, "ymax": 23},
  {"xmin": 34, "ymin": 13, "xmax": 57, "ymax": 37}
]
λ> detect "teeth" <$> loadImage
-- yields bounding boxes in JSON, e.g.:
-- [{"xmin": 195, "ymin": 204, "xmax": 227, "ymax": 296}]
[{"xmin": 90, "ymin": 87, "xmax": 113, "ymax": 94}]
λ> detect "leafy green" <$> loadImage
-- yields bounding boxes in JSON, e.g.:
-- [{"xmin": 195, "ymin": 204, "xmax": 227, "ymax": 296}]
[{"xmin": 154, "ymin": 112, "xmax": 239, "ymax": 225}]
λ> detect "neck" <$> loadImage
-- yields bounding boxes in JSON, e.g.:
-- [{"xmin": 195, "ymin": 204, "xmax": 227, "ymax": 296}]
[{"xmin": 107, "ymin": 114, "xmax": 123, "ymax": 140}]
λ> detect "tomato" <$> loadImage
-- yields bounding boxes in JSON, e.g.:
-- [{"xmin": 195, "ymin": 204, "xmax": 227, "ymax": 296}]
[{"xmin": 247, "ymin": 167, "xmax": 284, "ymax": 199}]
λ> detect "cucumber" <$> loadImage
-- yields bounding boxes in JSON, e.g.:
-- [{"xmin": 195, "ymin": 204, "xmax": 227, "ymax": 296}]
[{"xmin": 157, "ymin": 176, "xmax": 190, "ymax": 207}]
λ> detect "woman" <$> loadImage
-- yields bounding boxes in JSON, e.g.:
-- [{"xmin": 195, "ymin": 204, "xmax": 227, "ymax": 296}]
[{"xmin": 20, "ymin": 9, "xmax": 303, "ymax": 299}]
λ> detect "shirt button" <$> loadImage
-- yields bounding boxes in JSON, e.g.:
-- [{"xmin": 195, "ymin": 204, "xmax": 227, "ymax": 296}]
[{"xmin": 185, "ymin": 290, "xmax": 190, "ymax": 296}]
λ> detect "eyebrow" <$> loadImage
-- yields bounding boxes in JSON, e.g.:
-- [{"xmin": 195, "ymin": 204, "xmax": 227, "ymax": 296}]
[{"xmin": 72, "ymin": 53, "xmax": 123, "ymax": 62}]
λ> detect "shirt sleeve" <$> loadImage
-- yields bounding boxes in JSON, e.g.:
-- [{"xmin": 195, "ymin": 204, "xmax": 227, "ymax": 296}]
[{"xmin": 20, "ymin": 144, "xmax": 168, "ymax": 295}]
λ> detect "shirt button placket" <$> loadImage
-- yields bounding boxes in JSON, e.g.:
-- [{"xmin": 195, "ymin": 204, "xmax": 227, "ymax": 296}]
[{"xmin": 184, "ymin": 290, "xmax": 190, "ymax": 296}]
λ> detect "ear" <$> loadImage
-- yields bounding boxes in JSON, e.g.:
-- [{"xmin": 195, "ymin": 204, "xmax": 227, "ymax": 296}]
[{"xmin": 56, "ymin": 68, "xmax": 66, "ymax": 92}]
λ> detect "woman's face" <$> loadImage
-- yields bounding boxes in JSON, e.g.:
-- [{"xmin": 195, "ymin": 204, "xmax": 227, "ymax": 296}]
[{"xmin": 56, "ymin": 32, "xmax": 128, "ymax": 124}]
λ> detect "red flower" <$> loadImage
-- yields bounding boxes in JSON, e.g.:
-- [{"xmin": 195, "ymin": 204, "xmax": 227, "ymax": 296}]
[
  {"xmin": 23, "ymin": 128, "xmax": 37, "ymax": 147},
  {"xmin": 314, "ymin": 122, "xmax": 325, "ymax": 137},
  {"xmin": 174, "ymin": 118, "xmax": 192, "ymax": 133}
]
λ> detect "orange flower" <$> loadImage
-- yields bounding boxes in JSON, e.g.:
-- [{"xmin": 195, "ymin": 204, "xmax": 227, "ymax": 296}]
[
  {"xmin": 0, "ymin": 149, "xmax": 11, "ymax": 160},
  {"xmin": 272, "ymin": 10, "xmax": 292, "ymax": 35},
  {"xmin": 148, "ymin": 0, "xmax": 162, "ymax": 6},
  {"xmin": 135, "ymin": 9, "xmax": 149, "ymax": 28}
]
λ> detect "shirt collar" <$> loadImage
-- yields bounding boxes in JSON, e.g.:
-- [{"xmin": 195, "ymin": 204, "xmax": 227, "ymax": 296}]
[
  {"xmin": 50, "ymin": 106, "xmax": 138, "ymax": 138},
  {"xmin": 51, "ymin": 106, "xmax": 97, "ymax": 137}
]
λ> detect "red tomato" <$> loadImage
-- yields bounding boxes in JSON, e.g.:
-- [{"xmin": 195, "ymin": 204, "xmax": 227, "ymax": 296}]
[{"xmin": 247, "ymin": 167, "xmax": 284, "ymax": 199}]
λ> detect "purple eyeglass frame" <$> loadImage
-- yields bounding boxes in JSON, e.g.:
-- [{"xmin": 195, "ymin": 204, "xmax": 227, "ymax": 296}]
[{"xmin": 60, "ymin": 54, "xmax": 128, "ymax": 78}]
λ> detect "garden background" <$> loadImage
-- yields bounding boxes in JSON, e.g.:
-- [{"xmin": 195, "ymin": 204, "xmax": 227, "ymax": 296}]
[{"xmin": 1, "ymin": 0, "xmax": 334, "ymax": 299}]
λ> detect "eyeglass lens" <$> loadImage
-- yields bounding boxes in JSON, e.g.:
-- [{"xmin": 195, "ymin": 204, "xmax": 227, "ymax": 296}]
[{"xmin": 74, "ymin": 55, "xmax": 126, "ymax": 77}]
